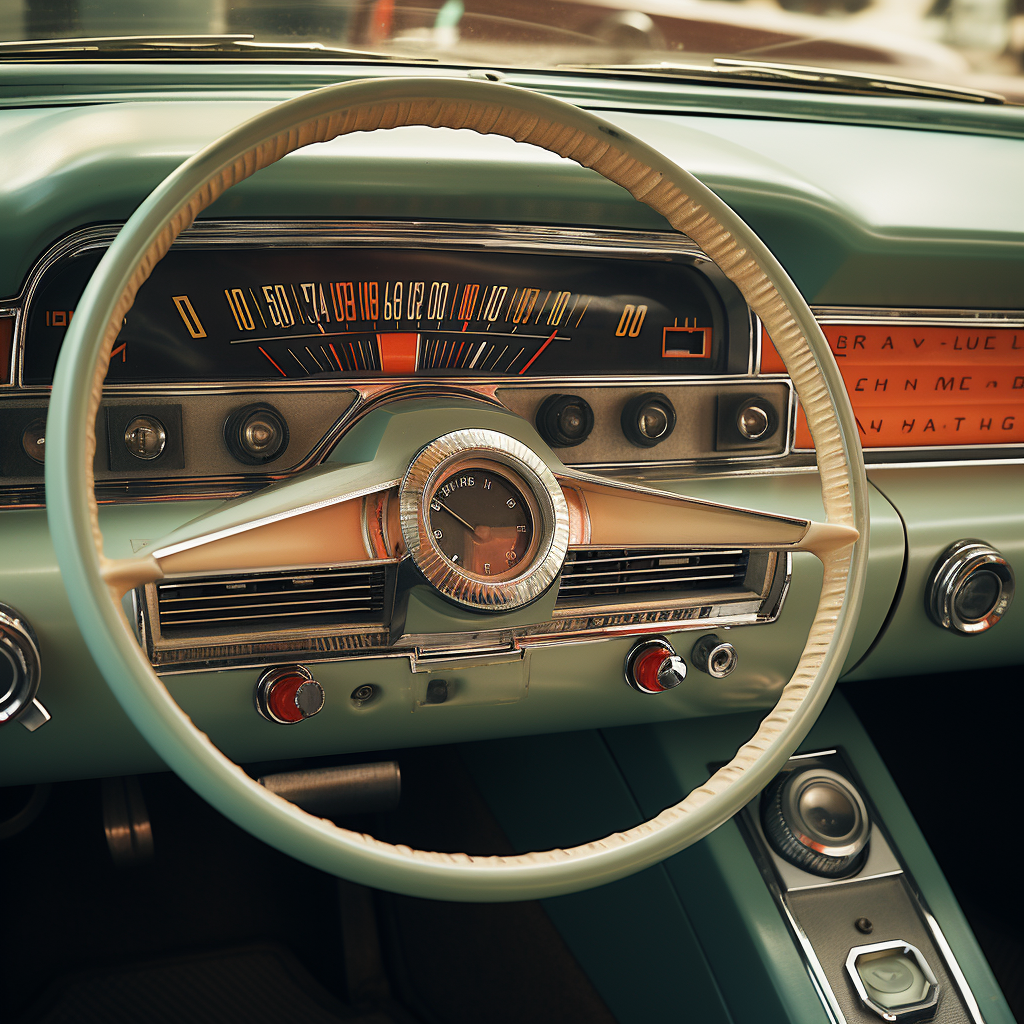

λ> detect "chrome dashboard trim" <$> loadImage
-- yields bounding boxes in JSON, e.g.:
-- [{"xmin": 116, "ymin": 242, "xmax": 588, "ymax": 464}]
[{"xmin": 142, "ymin": 545, "xmax": 788, "ymax": 673}]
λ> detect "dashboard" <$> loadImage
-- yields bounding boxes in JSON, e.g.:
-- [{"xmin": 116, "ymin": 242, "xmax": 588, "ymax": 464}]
[{"xmin": 0, "ymin": 72, "xmax": 1021, "ymax": 792}]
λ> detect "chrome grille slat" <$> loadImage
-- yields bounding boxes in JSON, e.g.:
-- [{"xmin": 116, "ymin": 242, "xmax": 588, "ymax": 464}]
[
  {"xmin": 559, "ymin": 564, "xmax": 744, "ymax": 580},
  {"xmin": 159, "ymin": 584, "xmax": 373, "ymax": 603},
  {"xmin": 155, "ymin": 565, "xmax": 386, "ymax": 635},
  {"xmin": 556, "ymin": 547, "xmax": 750, "ymax": 604},
  {"xmin": 563, "ymin": 550, "xmax": 744, "ymax": 566},
  {"xmin": 159, "ymin": 570, "xmax": 373, "ymax": 590}
]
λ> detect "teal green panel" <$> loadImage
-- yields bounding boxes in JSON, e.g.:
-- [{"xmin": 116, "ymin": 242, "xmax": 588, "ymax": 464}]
[
  {"xmin": 602, "ymin": 691, "xmax": 1013, "ymax": 1023},
  {"xmin": 847, "ymin": 465, "xmax": 1024, "ymax": 680},
  {"xmin": 603, "ymin": 726, "xmax": 830, "ymax": 1024},
  {"xmin": 1, "ymin": 91, "xmax": 1022, "ymax": 305},
  {"xmin": 461, "ymin": 732, "xmax": 734, "ymax": 1024}
]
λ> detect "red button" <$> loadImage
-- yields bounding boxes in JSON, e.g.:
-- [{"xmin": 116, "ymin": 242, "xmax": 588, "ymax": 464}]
[
  {"xmin": 267, "ymin": 673, "xmax": 312, "ymax": 723},
  {"xmin": 632, "ymin": 647, "xmax": 671, "ymax": 693}
]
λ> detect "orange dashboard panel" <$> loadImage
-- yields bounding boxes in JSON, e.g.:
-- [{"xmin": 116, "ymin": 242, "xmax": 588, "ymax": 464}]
[{"xmin": 762, "ymin": 324, "xmax": 1023, "ymax": 448}]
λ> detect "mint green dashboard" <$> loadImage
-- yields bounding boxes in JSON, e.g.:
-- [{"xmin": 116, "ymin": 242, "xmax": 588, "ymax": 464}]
[{"xmin": 0, "ymin": 64, "xmax": 1022, "ymax": 788}]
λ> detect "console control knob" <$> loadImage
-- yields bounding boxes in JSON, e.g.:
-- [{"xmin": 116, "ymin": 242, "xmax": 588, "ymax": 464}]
[
  {"xmin": 255, "ymin": 666, "xmax": 325, "ymax": 725},
  {"xmin": 736, "ymin": 400, "xmax": 774, "ymax": 441},
  {"xmin": 624, "ymin": 638, "xmax": 686, "ymax": 693},
  {"xmin": 536, "ymin": 394, "xmax": 594, "ymax": 448},
  {"xmin": 0, "ymin": 603, "xmax": 50, "ymax": 732},
  {"xmin": 225, "ymin": 403, "xmax": 289, "ymax": 465},
  {"xmin": 691, "ymin": 635, "xmax": 738, "ymax": 678},
  {"xmin": 621, "ymin": 392, "xmax": 676, "ymax": 448},
  {"xmin": 927, "ymin": 539, "xmax": 1014, "ymax": 635},
  {"xmin": 761, "ymin": 767, "xmax": 870, "ymax": 878}
]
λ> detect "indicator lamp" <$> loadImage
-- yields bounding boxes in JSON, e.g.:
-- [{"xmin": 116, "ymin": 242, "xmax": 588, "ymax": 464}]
[
  {"xmin": 224, "ymin": 403, "xmax": 289, "ymax": 465},
  {"xmin": 536, "ymin": 393, "xmax": 594, "ymax": 448},
  {"xmin": 621, "ymin": 392, "xmax": 676, "ymax": 448}
]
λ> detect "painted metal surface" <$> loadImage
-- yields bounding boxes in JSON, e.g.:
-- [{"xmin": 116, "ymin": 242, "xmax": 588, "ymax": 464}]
[
  {"xmin": 0, "ymin": 87, "xmax": 1022, "ymax": 307},
  {"xmin": 462, "ymin": 693, "xmax": 1013, "ymax": 1023},
  {"xmin": 847, "ymin": 465, "xmax": 1024, "ymax": 680}
]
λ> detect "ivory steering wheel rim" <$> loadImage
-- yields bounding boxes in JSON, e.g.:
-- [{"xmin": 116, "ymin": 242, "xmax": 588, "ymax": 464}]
[{"xmin": 45, "ymin": 78, "xmax": 868, "ymax": 902}]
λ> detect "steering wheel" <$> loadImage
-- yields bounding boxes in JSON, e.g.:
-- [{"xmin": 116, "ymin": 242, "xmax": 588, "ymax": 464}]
[{"xmin": 46, "ymin": 78, "xmax": 867, "ymax": 902}]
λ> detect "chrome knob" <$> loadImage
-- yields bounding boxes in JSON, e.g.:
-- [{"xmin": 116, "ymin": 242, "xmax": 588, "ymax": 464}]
[
  {"xmin": 624, "ymin": 638, "xmax": 686, "ymax": 694},
  {"xmin": 691, "ymin": 634, "xmax": 738, "ymax": 678},
  {"xmin": 736, "ymin": 401, "xmax": 771, "ymax": 440},
  {"xmin": 927, "ymin": 539, "xmax": 1014, "ymax": 636},
  {"xmin": 123, "ymin": 415, "xmax": 167, "ymax": 460},
  {"xmin": 0, "ymin": 603, "xmax": 50, "ymax": 732},
  {"xmin": 762, "ymin": 767, "xmax": 870, "ymax": 878},
  {"xmin": 255, "ymin": 665, "xmax": 325, "ymax": 724}
]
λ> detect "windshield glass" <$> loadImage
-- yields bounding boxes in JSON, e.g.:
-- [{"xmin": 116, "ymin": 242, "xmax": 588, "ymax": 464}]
[{"xmin": 1, "ymin": 0, "xmax": 1021, "ymax": 98}]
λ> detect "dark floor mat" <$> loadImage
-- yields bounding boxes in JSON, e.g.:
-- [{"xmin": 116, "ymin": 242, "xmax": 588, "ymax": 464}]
[{"xmin": 20, "ymin": 944, "xmax": 398, "ymax": 1024}]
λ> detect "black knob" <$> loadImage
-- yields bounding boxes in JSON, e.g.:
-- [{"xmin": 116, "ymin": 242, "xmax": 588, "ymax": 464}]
[
  {"xmin": 621, "ymin": 392, "xmax": 676, "ymax": 448},
  {"xmin": 761, "ymin": 767, "xmax": 870, "ymax": 878},
  {"xmin": 224, "ymin": 404, "xmax": 289, "ymax": 465},
  {"xmin": 536, "ymin": 394, "xmax": 594, "ymax": 448}
]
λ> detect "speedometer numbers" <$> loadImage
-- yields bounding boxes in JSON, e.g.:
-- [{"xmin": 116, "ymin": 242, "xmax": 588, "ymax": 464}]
[{"xmin": 22, "ymin": 247, "xmax": 729, "ymax": 384}]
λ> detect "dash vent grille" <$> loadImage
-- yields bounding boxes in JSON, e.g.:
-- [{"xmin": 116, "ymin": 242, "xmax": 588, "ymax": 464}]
[
  {"xmin": 156, "ymin": 565, "xmax": 386, "ymax": 636},
  {"xmin": 557, "ymin": 548, "xmax": 749, "ymax": 603}
]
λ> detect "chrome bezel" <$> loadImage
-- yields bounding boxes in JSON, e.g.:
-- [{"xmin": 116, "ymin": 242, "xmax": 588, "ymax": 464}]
[
  {"xmin": 926, "ymin": 539, "xmax": 1015, "ymax": 635},
  {"xmin": 254, "ymin": 663, "xmax": 321, "ymax": 725},
  {"xmin": 845, "ymin": 940, "xmax": 941, "ymax": 1022},
  {"xmin": 399, "ymin": 429, "xmax": 569, "ymax": 612},
  {"xmin": 781, "ymin": 767, "xmax": 870, "ymax": 860},
  {"xmin": 0, "ymin": 603, "xmax": 42, "ymax": 726}
]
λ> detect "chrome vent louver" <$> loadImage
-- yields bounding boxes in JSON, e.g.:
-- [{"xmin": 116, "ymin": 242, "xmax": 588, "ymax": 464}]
[
  {"xmin": 556, "ymin": 548, "xmax": 750, "ymax": 604},
  {"xmin": 155, "ymin": 565, "xmax": 387, "ymax": 636}
]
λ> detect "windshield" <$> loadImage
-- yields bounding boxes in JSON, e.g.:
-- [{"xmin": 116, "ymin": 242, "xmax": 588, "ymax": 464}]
[{"xmin": 1, "ymin": 0, "xmax": 1022, "ymax": 98}]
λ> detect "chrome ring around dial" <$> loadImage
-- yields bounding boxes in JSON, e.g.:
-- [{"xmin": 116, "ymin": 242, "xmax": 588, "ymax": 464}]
[{"xmin": 399, "ymin": 429, "xmax": 570, "ymax": 612}]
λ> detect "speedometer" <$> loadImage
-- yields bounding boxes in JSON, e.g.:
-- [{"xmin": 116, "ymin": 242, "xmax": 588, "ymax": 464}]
[{"xmin": 22, "ymin": 239, "xmax": 746, "ymax": 384}]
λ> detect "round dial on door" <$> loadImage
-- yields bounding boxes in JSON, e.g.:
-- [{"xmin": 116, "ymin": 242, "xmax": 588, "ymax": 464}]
[{"xmin": 426, "ymin": 464, "xmax": 537, "ymax": 578}]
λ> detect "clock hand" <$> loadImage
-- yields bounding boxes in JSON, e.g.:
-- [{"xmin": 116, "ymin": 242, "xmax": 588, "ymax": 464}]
[{"xmin": 435, "ymin": 501, "xmax": 476, "ymax": 532}]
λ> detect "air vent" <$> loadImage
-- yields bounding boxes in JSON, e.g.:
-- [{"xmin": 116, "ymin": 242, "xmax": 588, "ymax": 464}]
[
  {"xmin": 155, "ymin": 565, "xmax": 387, "ymax": 636},
  {"xmin": 557, "ymin": 548, "xmax": 750, "ymax": 605}
]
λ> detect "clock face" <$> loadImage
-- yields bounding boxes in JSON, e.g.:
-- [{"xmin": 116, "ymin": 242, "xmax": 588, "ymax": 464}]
[{"xmin": 425, "ymin": 464, "xmax": 536, "ymax": 579}]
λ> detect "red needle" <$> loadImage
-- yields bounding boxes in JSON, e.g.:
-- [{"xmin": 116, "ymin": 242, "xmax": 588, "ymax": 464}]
[{"xmin": 518, "ymin": 329, "xmax": 559, "ymax": 375}]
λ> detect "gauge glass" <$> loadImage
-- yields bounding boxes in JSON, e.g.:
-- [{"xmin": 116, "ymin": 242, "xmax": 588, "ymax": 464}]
[{"xmin": 426, "ymin": 462, "xmax": 537, "ymax": 579}]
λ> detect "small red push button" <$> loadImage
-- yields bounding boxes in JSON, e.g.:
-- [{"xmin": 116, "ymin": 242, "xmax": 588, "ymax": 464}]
[
  {"xmin": 624, "ymin": 639, "xmax": 687, "ymax": 694},
  {"xmin": 255, "ymin": 666, "xmax": 325, "ymax": 724}
]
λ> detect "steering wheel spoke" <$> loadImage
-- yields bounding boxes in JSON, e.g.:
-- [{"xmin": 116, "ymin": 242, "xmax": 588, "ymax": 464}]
[
  {"xmin": 102, "ymin": 463, "xmax": 399, "ymax": 595},
  {"xmin": 564, "ymin": 475, "xmax": 858, "ymax": 557}
]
